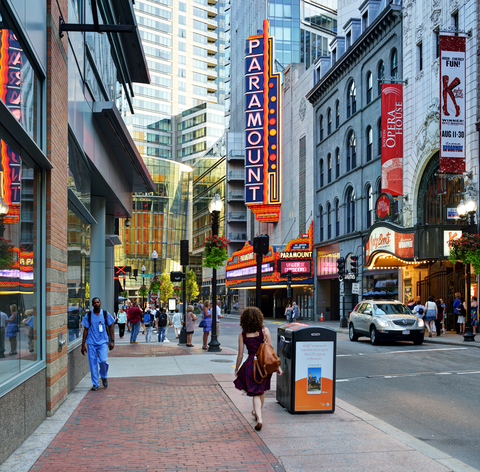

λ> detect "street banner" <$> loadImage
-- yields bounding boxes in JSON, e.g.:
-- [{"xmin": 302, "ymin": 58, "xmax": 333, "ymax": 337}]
[
  {"xmin": 381, "ymin": 84, "xmax": 403, "ymax": 196},
  {"xmin": 439, "ymin": 36, "xmax": 466, "ymax": 173}
]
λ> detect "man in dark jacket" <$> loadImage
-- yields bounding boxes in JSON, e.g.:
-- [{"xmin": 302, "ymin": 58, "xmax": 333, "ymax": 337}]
[{"xmin": 128, "ymin": 300, "xmax": 143, "ymax": 344}]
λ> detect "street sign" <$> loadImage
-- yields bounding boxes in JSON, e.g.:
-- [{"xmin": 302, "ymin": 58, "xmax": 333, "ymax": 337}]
[
  {"xmin": 150, "ymin": 294, "xmax": 158, "ymax": 301},
  {"xmin": 352, "ymin": 283, "xmax": 360, "ymax": 295},
  {"xmin": 344, "ymin": 273, "xmax": 356, "ymax": 281},
  {"xmin": 141, "ymin": 273, "xmax": 154, "ymax": 277}
]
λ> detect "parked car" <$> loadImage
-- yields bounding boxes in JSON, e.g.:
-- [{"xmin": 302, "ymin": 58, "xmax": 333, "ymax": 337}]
[{"xmin": 348, "ymin": 300, "xmax": 424, "ymax": 345}]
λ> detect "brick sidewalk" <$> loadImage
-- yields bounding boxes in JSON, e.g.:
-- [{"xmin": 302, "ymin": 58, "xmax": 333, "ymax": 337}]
[{"xmin": 31, "ymin": 375, "xmax": 282, "ymax": 472}]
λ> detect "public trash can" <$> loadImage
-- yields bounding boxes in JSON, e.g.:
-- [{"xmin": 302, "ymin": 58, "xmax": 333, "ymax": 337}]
[{"xmin": 276, "ymin": 323, "xmax": 336, "ymax": 414}]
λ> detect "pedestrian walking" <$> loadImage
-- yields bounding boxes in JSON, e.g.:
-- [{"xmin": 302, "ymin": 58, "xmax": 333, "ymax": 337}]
[
  {"xmin": 81, "ymin": 297, "xmax": 115, "ymax": 391},
  {"xmin": 215, "ymin": 300, "xmax": 223, "ymax": 338},
  {"xmin": 156, "ymin": 307, "xmax": 169, "ymax": 342},
  {"xmin": 186, "ymin": 305, "xmax": 197, "ymax": 347},
  {"xmin": 140, "ymin": 304, "xmax": 145, "ymax": 335},
  {"xmin": 435, "ymin": 299, "xmax": 444, "ymax": 337},
  {"xmin": 292, "ymin": 302, "xmax": 300, "ymax": 320},
  {"xmin": 0, "ymin": 309, "xmax": 8, "ymax": 358},
  {"xmin": 440, "ymin": 298, "xmax": 446, "ymax": 334},
  {"xmin": 457, "ymin": 296, "xmax": 467, "ymax": 335},
  {"xmin": 143, "ymin": 306, "xmax": 154, "ymax": 343},
  {"xmin": 424, "ymin": 296, "xmax": 437, "ymax": 337},
  {"xmin": 284, "ymin": 304, "xmax": 292, "ymax": 323},
  {"xmin": 22, "ymin": 309, "xmax": 34, "ymax": 352},
  {"xmin": 471, "ymin": 296, "xmax": 478, "ymax": 335},
  {"xmin": 172, "ymin": 308, "xmax": 182, "ymax": 339},
  {"xmin": 453, "ymin": 292, "xmax": 463, "ymax": 334},
  {"xmin": 128, "ymin": 301, "xmax": 143, "ymax": 343},
  {"xmin": 201, "ymin": 300, "xmax": 212, "ymax": 350},
  {"xmin": 412, "ymin": 299, "xmax": 425, "ymax": 322},
  {"xmin": 6, "ymin": 304, "xmax": 19, "ymax": 356},
  {"xmin": 234, "ymin": 307, "xmax": 282, "ymax": 431},
  {"xmin": 116, "ymin": 306, "xmax": 127, "ymax": 339}
]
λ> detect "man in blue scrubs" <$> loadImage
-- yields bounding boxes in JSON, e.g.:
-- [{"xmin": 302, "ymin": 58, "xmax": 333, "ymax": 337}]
[{"xmin": 81, "ymin": 297, "xmax": 115, "ymax": 391}]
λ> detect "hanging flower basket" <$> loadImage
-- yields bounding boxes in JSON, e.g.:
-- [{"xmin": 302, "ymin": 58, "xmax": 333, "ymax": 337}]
[
  {"xmin": 0, "ymin": 237, "xmax": 14, "ymax": 271},
  {"xmin": 149, "ymin": 277, "xmax": 160, "ymax": 295},
  {"xmin": 138, "ymin": 285, "xmax": 148, "ymax": 298},
  {"xmin": 448, "ymin": 233, "xmax": 480, "ymax": 275},
  {"xmin": 202, "ymin": 235, "xmax": 230, "ymax": 269}
]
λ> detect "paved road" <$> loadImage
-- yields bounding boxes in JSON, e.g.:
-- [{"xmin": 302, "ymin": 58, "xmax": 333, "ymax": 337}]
[{"xmin": 215, "ymin": 316, "xmax": 480, "ymax": 470}]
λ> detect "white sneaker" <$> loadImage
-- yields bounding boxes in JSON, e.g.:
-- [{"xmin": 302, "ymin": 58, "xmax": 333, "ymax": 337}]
[{"xmin": 164, "ymin": 338, "xmax": 170, "ymax": 343}]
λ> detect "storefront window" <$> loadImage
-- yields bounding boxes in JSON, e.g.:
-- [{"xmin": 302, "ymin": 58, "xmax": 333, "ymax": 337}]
[
  {"xmin": 362, "ymin": 273, "xmax": 399, "ymax": 300},
  {"xmin": 0, "ymin": 139, "xmax": 40, "ymax": 384},
  {"xmin": 67, "ymin": 211, "xmax": 90, "ymax": 346}
]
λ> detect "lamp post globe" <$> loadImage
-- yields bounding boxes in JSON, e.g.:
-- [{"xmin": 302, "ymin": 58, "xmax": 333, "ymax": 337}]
[
  {"xmin": 152, "ymin": 250, "xmax": 158, "ymax": 278},
  {"xmin": 208, "ymin": 193, "xmax": 223, "ymax": 352}
]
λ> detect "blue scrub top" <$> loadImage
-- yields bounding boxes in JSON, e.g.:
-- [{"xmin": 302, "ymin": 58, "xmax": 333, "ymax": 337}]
[{"xmin": 81, "ymin": 310, "xmax": 115, "ymax": 345}]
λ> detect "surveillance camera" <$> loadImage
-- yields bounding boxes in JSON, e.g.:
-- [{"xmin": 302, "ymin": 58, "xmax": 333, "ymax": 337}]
[{"xmin": 125, "ymin": 218, "xmax": 131, "ymax": 227}]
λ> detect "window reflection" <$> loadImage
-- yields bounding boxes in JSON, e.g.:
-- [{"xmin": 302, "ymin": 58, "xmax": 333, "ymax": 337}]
[{"xmin": 0, "ymin": 139, "xmax": 39, "ymax": 381}]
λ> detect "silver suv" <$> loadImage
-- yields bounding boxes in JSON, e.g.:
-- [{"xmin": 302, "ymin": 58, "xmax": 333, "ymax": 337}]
[{"xmin": 348, "ymin": 300, "xmax": 424, "ymax": 345}]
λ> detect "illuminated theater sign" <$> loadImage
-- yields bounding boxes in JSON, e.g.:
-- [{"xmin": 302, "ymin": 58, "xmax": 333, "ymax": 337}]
[{"xmin": 245, "ymin": 20, "xmax": 281, "ymax": 223}]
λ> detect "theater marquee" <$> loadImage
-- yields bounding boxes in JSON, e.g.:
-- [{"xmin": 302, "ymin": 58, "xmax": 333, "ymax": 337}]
[{"xmin": 244, "ymin": 20, "xmax": 281, "ymax": 222}]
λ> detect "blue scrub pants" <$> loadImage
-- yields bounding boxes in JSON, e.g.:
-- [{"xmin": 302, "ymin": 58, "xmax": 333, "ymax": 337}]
[{"xmin": 88, "ymin": 343, "xmax": 109, "ymax": 387}]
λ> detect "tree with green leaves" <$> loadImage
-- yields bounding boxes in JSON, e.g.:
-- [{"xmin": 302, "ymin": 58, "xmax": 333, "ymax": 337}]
[
  {"xmin": 159, "ymin": 272, "xmax": 174, "ymax": 304},
  {"xmin": 186, "ymin": 269, "xmax": 199, "ymax": 302}
]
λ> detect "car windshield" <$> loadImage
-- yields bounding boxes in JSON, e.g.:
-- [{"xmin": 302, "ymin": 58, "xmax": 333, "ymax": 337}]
[{"xmin": 373, "ymin": 303, "xmax": 412, "ymax": 315}]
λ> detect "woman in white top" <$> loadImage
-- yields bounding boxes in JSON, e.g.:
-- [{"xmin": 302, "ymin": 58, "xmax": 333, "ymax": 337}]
[
  {"xmin": 424, "ymin": 296, "xmax": 438, "ymax": 338},
  {"xmin": 172, "ymin": 308, "xmax": 182, "ymax": 339}
]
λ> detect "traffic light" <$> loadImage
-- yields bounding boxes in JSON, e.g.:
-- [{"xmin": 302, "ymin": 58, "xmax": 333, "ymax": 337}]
[
  {"xmin": 287, "ymin": 271, "xmax": 292, "ymax": 285},
  {"xmin": 170, "ymin": 271, "xmax": 184, "ymax": 282},
  {"xmin": 337, "ymin": 257, "xmax": 345, "ymax": 279},
  {"xmin": 350, "ymin": 256, "xmax": 359, "ymax": 277},
  {"xmin": 180, "ymin": 240, "xmax": 189, "ymax": 266},
  {"xmin": 253, "ymin": 234, "xmax": 270, "ymax": 255}
]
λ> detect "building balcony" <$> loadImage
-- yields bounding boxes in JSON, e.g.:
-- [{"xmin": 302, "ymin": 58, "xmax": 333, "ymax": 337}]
[
  {"xmin": 206, "ymin": 29, "xmax": 217, "ymax": 41},
  {"xmin": 206, "ymin": 54, "xmax": 218, "ymax": 66},
  {"xmin": 228, "ymin": 211, "xmax": 247, "ymax": 222},
  {"xmin": 206, "ymin": 67, "xmax": 218, "ymax": 79},
  {"xmin": 206, "ymin": 41, "xmax": 218, "ymax": 54},
  {"xmin": 227, "ymin": 170, "xmax": 244, "ymax": 181},
  {"xmin": 229, "ymin": 232, "xmax": 247, "ymax": 242},
  {"xmin": 208, "ymin": 0, "xmax": 218, "ymax": 5},
  {"xmin": 228, "ymin": 150, "xmax": 244, "ymax": 161},
  {"xmin": 206, "ymin": 17, "xmax": 218, "ymax": 29},
  {"xmin": 206, "ymin": 79, "xmax": 218, "ymax": 91},
  {"xmin": 228, "ymin": 191, "xmax": 244, "ymax": 201}
]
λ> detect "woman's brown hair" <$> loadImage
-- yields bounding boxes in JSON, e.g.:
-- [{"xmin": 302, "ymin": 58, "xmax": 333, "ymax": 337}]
[{"xmin": 240, "ymin": 306, "xmax": 264, "ymax": 334}]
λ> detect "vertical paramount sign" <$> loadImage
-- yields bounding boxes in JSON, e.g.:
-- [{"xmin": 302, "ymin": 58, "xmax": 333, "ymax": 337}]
[
  {"xmin": 381, "ymin": 84, "xmax": 403, "ymax": 196},
  {"xmin": 245, "ymin": 20, "xmax": 281, "ymax": 223},
  {"xmin": 439, "ymin": 36, "xmax": 466, "ymax": 173}
]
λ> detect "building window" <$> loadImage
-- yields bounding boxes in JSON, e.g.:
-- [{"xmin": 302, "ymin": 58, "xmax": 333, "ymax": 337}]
[
  {"xmin": 335, "ymin": 200, "xmax": 340, "ymax": 236},
  {"xmin": 320, "ymin": 159, "xmax": 324, "ymax": 187},
  {"xmin": 452, "ymin": 11, "xmax": 459, "ymax": 36},
  {"xmin": 347, "ymin": 188, "xmax": 355, "ymax": 233},
  {"xmin": 319, "ymin": 115, "xmax": 324, "ymax": 141},
  {"xmin": 335, "ymin": 148, "xmax": 340, "ymax": 178},
  {"xmin": 434, "ymin": 29, "xmax": 440, "ymax": 58},
  {"xmin": 391, "ymin": 48, "xmax": 398, "ymax": 80},
  {"xmin": 367, "ymin": 184, "xmax": 374, "ymax": 228},
  {"xmin": 335, "ymin": 100, "xmax": 340, "ymax": 128},
  {"xmin": 366, "ymin": 126, "xmax": 373, "ymax": 162},
  {"xmin": 378, "ymin": 60, "xmax": 384, "ymax": 94},
  {"xmin": 179, "ymin": 28, "xmax": 186, "ymax": 38},
  {"xmin": 328, "ymin": 154, "xmax": 332, "ymax": 183},
  {"xmin": 347, "ymin": 130, "xmax": 356, "ymax": 171},
  {"xmin": 327, "ymin": 202, "xmax": 332, "ymax": 239},
  {"xmin": 377, "ymin": 119, "xmax": 382, "ymax": 156},
  {"xmin": 366, "ymin": 72, "xmax": 372, "ymax": 104},
  {"xmin": 417, "ymin": 42, "xmax": 423, "ymax": 71},
  {"xmin": 327, "ymin": 108, "xmax": 332, "ymax": 134},
  {"xmin": 319, "ymin": 205, "xmax": 324, "ymax": 241},
  {"xmin": 347, "ymin": 81, "xmax": 356, "ymax": 118},
  {"xmin": 179, "ymin": 1, "xmax": 186, "ymax": 12}
]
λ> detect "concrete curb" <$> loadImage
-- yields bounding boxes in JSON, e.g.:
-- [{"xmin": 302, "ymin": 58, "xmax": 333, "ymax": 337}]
[{"xmin": 336, "ymin": 399, "xmax": 479, "ymax": 472}]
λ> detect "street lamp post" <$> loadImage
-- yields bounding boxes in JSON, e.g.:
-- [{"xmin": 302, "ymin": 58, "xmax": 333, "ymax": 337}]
[
  {"xmin": 208, "ymin": 194, "xmax": 223, "ymax": 352},
  {"xmin": 458, "ymin": 197, "xmax": 477, "ymax": 343},
  {"xmin": 141, "ymin": 264, "xmax": 146, "ymax": 309}
]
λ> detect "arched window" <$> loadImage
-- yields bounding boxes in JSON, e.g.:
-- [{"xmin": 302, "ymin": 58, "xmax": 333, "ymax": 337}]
[
  {"xmin": 378, "ymin": 60, "xmax": 384, "ymax": 94},
  {"xmin": 327, "ymin": 202, "xmax": 332, "ymax": 239},
  {"xmin": 327, "ymin": 108, "xmax": 332, "ymax": 134},
  {"xmin": 391, "ymin": 48, "xmax": 398, "ymax": 80},
  {"xmin": 335, "ymin": 100, "xmax": 340, "ymax": 128},
  {"xmin": 366, "ymin": 71, "xmax": 372, "ymax": 104},
  {"xmin": 320, "ymin": 159, "xmax": 324, "ymax": 187},
  {"xmin": 346, "ymin": 188, "xmax": 355, "ymax": 233},
  {"xmin": 376, "ymin": 179, "xmax": 382, "ymax": 197},
  {"xmin": 347, "ymin": 81, "xmax": 356, "ymax": 118},
  {"xmin": 335, "ymin": 200, "xmax": 340, "ymax": 236},
  {"xmin": 328, "ymin": 154, "xmax": 332, "ymax": 183},
  {"xmin": 347, "ymin": 130, "xmax": 356, "ymax": 171},
  {"xmin": 367, "ymin": 184, "xmax": 374, "ymax": 227},
  {"xmin": 377, "ymin": 118, "xmax": 382, "ymax": 156},
  {"xmin": 319, "ymin": 115, "xmax": 324, "ymax": 141},
  {"xmin": 335, "ymin": 147, "xmax": 340, "ymax": 178},
  {"xmin": 319, "ymin": 205, "xmax": 324, "ymax": 241},
  {"xmin": 366, "ymin": 126, "xmax": 373, "ymax": 162}
]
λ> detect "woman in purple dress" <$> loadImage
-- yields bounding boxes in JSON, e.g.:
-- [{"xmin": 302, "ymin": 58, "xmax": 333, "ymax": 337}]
[{"xmin": 234, "ymin": 307, "xmax": 282, "ymax": 431}]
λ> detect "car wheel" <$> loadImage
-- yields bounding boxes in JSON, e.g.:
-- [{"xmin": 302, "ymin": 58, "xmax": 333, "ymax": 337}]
[
  {"xmin": 349, "ymin": 323, "xmax": 358, "ymax": 341},
  {"xmin": 370, "ymin": 326, "xmax": 379, "ymax": 345}
]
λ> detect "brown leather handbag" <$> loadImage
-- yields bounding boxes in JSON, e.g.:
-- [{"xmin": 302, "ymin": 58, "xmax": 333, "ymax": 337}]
[{"xmin": 253, "ymin": 337, "xmax": 281, "ymax": 384}]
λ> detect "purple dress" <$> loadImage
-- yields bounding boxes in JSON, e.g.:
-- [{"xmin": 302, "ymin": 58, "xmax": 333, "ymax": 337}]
[{"xmin": 234, "ymin": 329, "xmax": 271, "ymax": 397}]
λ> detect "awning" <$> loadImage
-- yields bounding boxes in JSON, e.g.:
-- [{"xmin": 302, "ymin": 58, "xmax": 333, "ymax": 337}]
[{"xmin": 93, "ymin": 102, "xmax": 155, "ymax": 194}]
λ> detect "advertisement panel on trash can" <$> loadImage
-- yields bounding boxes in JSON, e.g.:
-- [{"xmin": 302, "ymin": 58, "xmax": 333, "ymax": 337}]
[{"xmin": 294, "ymin": 340, "xmax": 334, "ymax": 411}]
